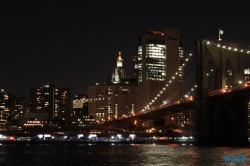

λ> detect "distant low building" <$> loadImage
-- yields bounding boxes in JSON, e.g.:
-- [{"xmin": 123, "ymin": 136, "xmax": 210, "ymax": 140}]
[{"xmin": 22, "ymin": 112, "xmax": 50, "ymax": 129}]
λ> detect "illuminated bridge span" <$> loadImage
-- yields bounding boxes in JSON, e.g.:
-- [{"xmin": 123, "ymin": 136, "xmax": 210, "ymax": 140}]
[
  {"xmin": 106, "ymin": 39, "xmax": 250, "ymax": 146},
  {"xmin": 106, "ymin": 84, "xmax": 250, "ymax": 123}
]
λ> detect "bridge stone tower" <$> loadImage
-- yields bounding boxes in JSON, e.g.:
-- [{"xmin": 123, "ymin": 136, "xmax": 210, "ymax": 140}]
[
  {"xmin": 195, "ymin": 39, "xmax": 248, "ymax": 146},
  {"xmin": 196, "ymin": 39, "xmax": 245, "ymax": 96}
]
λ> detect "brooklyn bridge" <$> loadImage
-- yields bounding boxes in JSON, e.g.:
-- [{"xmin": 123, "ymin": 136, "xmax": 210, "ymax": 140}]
[{"xmin": 101, "ymin": 39, "xmax": 250, "ymax": 146}]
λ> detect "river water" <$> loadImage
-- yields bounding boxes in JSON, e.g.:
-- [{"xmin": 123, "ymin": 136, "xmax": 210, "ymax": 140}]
[{"xmin": 0, "ymin": 143, "xmax": 249, "ymax": 165}]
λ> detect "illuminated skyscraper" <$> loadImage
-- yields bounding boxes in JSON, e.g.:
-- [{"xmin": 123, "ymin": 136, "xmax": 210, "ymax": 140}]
[{"xmin": 137, "ymin": 28, "xmax": 184, "ymax": 111}]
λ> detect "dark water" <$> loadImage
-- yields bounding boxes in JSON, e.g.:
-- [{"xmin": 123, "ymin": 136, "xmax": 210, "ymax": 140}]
[{"xmin": 0, "ymin": 143, "xmax": 249, "ymax": 165}]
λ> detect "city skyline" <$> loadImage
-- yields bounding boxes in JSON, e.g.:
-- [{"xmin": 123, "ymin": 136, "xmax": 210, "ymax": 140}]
[{"xmin": 1, "ymin": 1, "xmax": 250, "ymax": 99}]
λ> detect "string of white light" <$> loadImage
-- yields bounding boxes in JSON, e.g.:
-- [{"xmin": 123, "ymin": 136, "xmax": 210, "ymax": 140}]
[{"xmin": 142, "ymin": 53, "xmax": 193, "ymax": 112}]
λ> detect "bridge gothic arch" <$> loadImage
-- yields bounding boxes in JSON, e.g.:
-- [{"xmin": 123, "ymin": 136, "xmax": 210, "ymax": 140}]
[{"xmin": 196, "ymin": 39, "xmax": 245, "ymax": 98}]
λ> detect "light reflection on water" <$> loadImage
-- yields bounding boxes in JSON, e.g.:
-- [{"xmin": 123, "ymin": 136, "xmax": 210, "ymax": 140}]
[{"xmin": 0, "ymin": 143, "xmax": 249, "ymax": 165}]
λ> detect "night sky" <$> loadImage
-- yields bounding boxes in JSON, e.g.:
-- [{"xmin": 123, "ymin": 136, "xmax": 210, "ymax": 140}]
[{"xmin": 1, "ymin": 1, "xmax": 250, "ymax": 100}]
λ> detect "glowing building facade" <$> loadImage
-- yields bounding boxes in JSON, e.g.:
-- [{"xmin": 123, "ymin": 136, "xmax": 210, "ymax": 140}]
[{"xmin": 137, "ymin": 28, "xmax": 184, "ymax": 111}]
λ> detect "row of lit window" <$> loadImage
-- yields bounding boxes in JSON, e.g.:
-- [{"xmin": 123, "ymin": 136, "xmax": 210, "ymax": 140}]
[
  {"xmin": 24, "ymin": 123, "xmax": 42, "ymax": 126},
  {"xmin": 146, "ymin": 63, "xmax": 165, "ymax": 67},
  {"xmin": 147, "ymin": 44, "xmax": 165, "ymax": 47},
  {"xmin": 26, "ymin": 120, "xmax": 43, "ymax": 123}
]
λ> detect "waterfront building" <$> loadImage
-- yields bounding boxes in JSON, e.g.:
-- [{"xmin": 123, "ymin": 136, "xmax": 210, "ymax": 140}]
[
  {"xmin": 78, "ymin": 115, "xmax": 97, "ymax": 127},
  {"xmin": 0, "ymin": 89, "xmax": 26, "ymax": 130},
  {"xmin": 88, "ymin": 52, "xmax": 138, "ymax": 122},
  {"xmin": 136, "ymin": 28, "xmax": 184, "ymax": 111},
  {"xmin": 22, "ymin": 112, "xmax": 48, "ymax": 129},
  {"xmin": 29, "ymin": 84, "xmax": 71, "ymax": 123}
]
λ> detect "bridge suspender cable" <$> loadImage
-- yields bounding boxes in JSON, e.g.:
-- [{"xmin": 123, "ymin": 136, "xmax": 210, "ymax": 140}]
[{"xmin": 166, "ymin": 69, "xmax": 196, "ymax": 103}]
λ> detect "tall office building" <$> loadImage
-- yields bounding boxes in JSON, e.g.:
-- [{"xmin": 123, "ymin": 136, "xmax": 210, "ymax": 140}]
[
  {"xmin": 136, "ymin": 28, "xmax": 184, "ymax": 111},
  {"xmin": 88, "ymin": 52, "xmax": 138, "ymax": 122},
  {"xmin": 29, "ymin": 84, "xmax": 71, "ymax": 123}
]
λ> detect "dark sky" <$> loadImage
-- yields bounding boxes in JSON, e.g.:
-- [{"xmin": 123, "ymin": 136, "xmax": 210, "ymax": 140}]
[{"xmin": 1, "ymin": 0, "xmax": 250, "ymax": 99}]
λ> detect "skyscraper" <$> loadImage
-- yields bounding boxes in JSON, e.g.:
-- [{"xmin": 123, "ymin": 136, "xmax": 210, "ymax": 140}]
[
  {"xmin": 136, "ymin": 28, "xmax": 184, "ymax": 111},
  {"xmin": 29, "ymin": 84, "xmax": 71, "ymax": 123}
]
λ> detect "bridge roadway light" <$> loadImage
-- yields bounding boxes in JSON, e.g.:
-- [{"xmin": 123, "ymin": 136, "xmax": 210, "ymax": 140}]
[{"xmin": 171, "ymin": 117, "xmax": 174, "ymax": 125}]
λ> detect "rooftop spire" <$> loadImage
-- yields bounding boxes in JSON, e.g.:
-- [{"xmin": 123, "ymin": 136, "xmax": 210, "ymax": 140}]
[{"xmin": 117, "ymin": 52, "xmax": 123, "ymax": 61}]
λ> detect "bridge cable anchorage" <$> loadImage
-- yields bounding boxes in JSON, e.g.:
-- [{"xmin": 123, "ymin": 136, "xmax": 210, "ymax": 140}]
[{"xmin": 142, "ymin": 53, "xmax": 195, "ymax": 112}]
